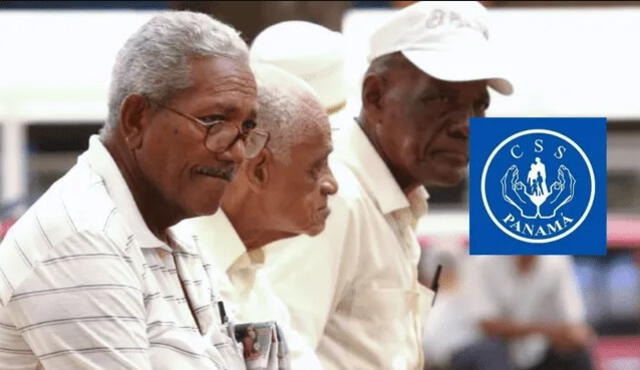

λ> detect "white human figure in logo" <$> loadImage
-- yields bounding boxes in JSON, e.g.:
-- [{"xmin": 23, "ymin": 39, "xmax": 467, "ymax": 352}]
[
  {"xmin": 527, "ymin": 157, "xmax": 549, "ymax": 197},
  {"xmin": 502, "ymin": 162, "xmax": 576, "ymax": 220}
]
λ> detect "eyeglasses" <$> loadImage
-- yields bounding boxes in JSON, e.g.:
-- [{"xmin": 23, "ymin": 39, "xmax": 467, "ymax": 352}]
[{"xmin": 159, "ymin": 105, "xmax": 269, "ymax": 159}]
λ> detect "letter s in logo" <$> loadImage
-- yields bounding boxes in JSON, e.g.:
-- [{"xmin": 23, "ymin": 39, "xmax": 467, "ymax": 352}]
[{"xmin": 554, "ymin": 145, "xmax": 566, "ymax": 159}]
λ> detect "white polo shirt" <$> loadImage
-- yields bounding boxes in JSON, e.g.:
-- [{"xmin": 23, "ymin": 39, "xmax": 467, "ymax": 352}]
[
  {"xmin": 0, "ymin": 136, "xmax": 244, "ymax": 369},
  {"xmin": 173, "ymin": 211, "xmax": 323, "ymax": 370},
  {"xmin": 265, "ymin": 120, "xmax": 434, "ymax": 370}
]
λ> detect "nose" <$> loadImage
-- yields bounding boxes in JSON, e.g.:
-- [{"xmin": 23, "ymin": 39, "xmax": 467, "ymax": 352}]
[
  {"xmin": 216, "ymin": 136, "xmax": 245, "ymax": 164},
  {"xmin": 446, "ymin": 106, "xmax": 473, "ymax": 140},
  {"xmin": 320, "ymin": 170, "xmax": 339, "ymax": 196}
]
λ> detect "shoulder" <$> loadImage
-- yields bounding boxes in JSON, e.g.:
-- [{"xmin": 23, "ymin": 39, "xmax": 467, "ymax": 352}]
[
  {"xmin": 0, "ymin": 225, "xmax": 137, "ymax": 307},
  {"xmin": 0, "ymin": 166, "xmax": 140, "ymax": 305},
  {"xmin": 16, "ymin": 161, "xmax": 127, "ymax": 247}
]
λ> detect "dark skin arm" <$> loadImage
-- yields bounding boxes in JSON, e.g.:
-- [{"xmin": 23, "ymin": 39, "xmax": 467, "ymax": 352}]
[{"xmin": 481, "ymin": 319, "xmax": 595, "ymax": 352}]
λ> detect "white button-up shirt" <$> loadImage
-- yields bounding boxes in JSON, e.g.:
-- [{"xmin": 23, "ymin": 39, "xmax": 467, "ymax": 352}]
[
  {"xmin": 265, "ymin": 120, "xmax": 435, "ymax": 370},
  {"xmin": 0, "ymin": 136, "xmax": 244, "ymax": 369},
  {"xmin": 173, "ymin": 211, "xmax": 323, "ymax": 370}
]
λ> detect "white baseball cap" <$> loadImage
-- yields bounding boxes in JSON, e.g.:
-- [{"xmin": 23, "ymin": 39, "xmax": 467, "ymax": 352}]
[
  {"xmin": 368, "ymin": 1, "xmax": 513, "ymax": 95},
  {"xmin": 251, "ymin": 21, "xmax": 348, "ymax": 114}
]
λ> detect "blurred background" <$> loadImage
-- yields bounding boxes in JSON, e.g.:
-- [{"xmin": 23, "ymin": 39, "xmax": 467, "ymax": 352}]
[{"xmin": 1, "ymin": 1, "xmax": 639, "ymax": 369}]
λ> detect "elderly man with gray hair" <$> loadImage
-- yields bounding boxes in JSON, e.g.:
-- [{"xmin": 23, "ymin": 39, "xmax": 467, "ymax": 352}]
[
  {"xmin": 264, "ymin": 2, "xmax": 513, "ymax": 369},
  {"xmin": 173, "ymin": 63, "xmax": 337, "ymax": 369},
  {"xmin": 250, "ymin": 21, "xmax": 350, "ymax": 128},
  {"xmin": 0, "ymin": 11, "xmax": 265, "ymax": 369}
]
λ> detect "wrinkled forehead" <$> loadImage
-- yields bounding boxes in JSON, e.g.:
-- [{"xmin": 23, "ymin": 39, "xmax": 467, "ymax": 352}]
[
  {"xmin": 300, "ymin": 119, "xmax": 333, "ymax": 150},
  {"xmin": 176, "ymin": 56, "xmax": 257, "ymax": 111}
]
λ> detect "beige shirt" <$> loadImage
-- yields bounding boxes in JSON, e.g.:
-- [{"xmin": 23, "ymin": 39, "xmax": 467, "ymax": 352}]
[
  {"xmin": 173, "ymin": 212, "xmax": 322, "ymax": 369},
  {"xmin": 265, "ymin": 120, "xmax": 434, "ymax": 370},
  {"xmin": 0, "ymin": 136, "xmax": 244, "ymax": 369}
]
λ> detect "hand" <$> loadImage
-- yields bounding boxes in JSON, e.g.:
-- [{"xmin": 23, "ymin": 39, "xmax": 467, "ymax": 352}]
[
  {"xmin": 540, "ymin": 165, "xmax": 575, "ymax": 218},
  {"xmin": 501, "ymin": 165, "xmax": 537, "ymax": 218},
  {"xmin": 546, "ymin": 325, "xmax": 595, "ymax": 352}
]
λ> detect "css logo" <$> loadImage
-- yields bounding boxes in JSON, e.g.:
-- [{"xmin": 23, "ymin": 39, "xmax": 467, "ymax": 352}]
[
  {"xmin": 482, "ymin": 129, "xmax": 594, "ymax": 243},
  {"xmin": 470, "ymin": 118, "xmax": 606, "ymax": 255}
]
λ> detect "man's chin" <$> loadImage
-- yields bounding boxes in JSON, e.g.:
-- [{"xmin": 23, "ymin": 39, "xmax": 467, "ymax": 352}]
[
  {"xmin": 304, "ymin": 223, "xmax": 326, "ymax": 237},
  {"xmin": 188, "ymin": 185, "xmax": 228, "ymax": 216},
  {"xmin": 187, "ymin": 199, "xmax": 222, "ymax": 218},
  {"xmin": 414, "ymin": 159, "xmax": 467, "ymax": 186},
  {"xmin": 422, "ymin": 170, "xmax": 466, "ymax": 188}
]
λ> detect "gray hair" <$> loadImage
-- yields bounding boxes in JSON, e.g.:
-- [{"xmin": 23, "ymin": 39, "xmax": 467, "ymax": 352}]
[
  {"xmin": 100, "ymin": 11, "xmax": 249, "ymax": 139},
  {"xmin": 252, "ymin": 63, "xmax": 328, "ymax": 164}
]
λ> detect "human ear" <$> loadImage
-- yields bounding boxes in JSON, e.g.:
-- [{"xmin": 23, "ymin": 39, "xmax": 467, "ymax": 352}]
[
  {"xmin": 246, "ymin": 149, "xmax": 271, "ymax": 192},
  {"xmin": 362, "ymin": 74, "xmax": 385, "ymax": 125},
  {"xmin": 119, "ymin": 94, "xmax": 150, "ymax": 150}
]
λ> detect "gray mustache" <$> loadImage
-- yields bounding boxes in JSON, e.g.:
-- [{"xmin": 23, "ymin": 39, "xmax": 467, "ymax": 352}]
[{"xmin": 195, "ymin": 166, "xmax": 235, "ymax": 181}]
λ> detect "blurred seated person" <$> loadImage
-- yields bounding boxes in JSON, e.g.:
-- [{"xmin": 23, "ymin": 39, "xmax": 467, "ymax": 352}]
[
  {"xmin": 173, "ymin": 64, "xmax": 337, "ymax": 369},
  {"xmin": 453, "ymin": 256, "xmax": 595, "ymax": 370}
]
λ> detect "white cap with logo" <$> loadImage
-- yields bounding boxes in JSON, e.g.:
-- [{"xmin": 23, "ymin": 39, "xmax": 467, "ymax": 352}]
[
  {"xmin": 368, "ymin": 1, "xmax": 513, "ymax": 95},
  {"xmin": 251, "ymin": 21, "xmax": 348, "ymax": 114}
]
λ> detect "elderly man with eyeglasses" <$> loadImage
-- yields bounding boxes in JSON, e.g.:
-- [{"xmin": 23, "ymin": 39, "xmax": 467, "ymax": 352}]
[
  {"xmin": 0, "ymin": 11, "xmax": 265, "ymax": 369},
  {"xmin": 173, "ymin": 63, "xmax": 337, "ymax": 370}
]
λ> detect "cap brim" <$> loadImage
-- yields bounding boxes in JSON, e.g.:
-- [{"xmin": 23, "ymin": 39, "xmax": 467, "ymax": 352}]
[{"xmin": 402, "ymin": 50, "xmax": 513, "ymax": 95}]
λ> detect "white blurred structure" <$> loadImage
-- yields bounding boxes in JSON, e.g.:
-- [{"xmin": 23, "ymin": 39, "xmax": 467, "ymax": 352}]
[
  {"xmin": 2, "ymin": 7, "xmax": 640, "ymax": 204},
  {"xmin": 0, "ymin": 11, "xmax": 160, "ymax": 204}
]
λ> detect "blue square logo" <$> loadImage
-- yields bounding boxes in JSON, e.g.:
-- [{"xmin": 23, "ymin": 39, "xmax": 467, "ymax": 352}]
[{"xmin": 469, "ymin": 118, "xmax": 607, "ymax": 255}]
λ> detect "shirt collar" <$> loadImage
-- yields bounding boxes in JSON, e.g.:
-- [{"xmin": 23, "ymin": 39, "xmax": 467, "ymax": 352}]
[
  {"xmin": 176, "ymin": 211, "xmax": 251, "ymax": 273},
  {"xmin": 336, "ymin": 119, "xmax": 430, "ymax": 216},
  {"xmin": 78, "ymin": 135, "xmax": 170, "ymax": 251},
  {"xmin": 408, "ymin": 186, "xmax": 430, "ymax": 221}
]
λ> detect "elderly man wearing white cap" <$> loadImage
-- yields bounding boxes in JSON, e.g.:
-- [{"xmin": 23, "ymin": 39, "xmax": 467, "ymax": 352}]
[
  {"xmin": 249, "ymin": 20, "xmax": 351, "ymax": 129},
  {"xmin": 265, "ymin": 2, "xmax": 513, "ymax": 369}
]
